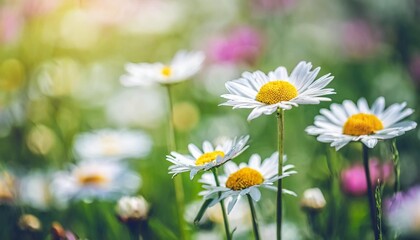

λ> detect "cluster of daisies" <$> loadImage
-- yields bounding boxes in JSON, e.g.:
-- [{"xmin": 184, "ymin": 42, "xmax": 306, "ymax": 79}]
[
  {"xmin": 0, "ymin": 129, "xmax": 152, "ymax": 209},
  {"xmin": 121, "ymin": 49, "xmax": 417, "ymax": 239}
]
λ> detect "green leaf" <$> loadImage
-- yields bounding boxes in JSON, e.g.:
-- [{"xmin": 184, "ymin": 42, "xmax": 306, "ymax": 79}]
[
  {"xmin": 148, "ymin": 218, "xmax": 178, "ymax": 240},
  {"xmin": 193, "ymin": 199, "xmax": 213, "ymax": 226}
]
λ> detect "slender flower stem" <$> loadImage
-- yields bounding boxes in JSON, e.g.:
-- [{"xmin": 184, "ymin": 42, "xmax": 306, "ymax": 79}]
[
  {"xmin": 390, "ymin": 139, "xmax": 400, "ymax": 193},
  {"xmin": 362, "ymin": 144, "xmax": 379, "ymax": 240},
  {"xmin": 325, "ymin": 146, "xmax": 338, "ymax": 238},
  {"xmin": 165, "ymin": 85, "xmax": 186, "ymax": 240},
  {"xmin": 212, "ymin": 168, "xmax": 231, "ymax": 240},
  {"xmin": 247, "ymin": 194, "xmax": 261, "ymax": 240},
  {"xmin": 276, "ymin": 108, "xmax": 284, "ymax": 240},
  {"xmin": 128, "ymin": 225, "xmax": 141, "ymax": 240}
]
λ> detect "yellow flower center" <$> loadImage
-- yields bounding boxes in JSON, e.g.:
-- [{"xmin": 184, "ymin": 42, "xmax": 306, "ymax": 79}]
[
  {"xmin": 78, "ymin": 174, "xmax": 108, "ymax": 186},
  {"xmin": 195, "ymin": 151, "xmax": 225, "ymax": 166},
  {"xmin": 342, "ymin": 113, "xmax": 384, "ymax": 136},
  {"xmin": 161, "ymin": 66, "xmax": 172, "ymax": 77},
  {"xmin": 225, "ymin": 167, "xmax": 264, "ymax": 191},
  {"xmin": 255, "ymin": 80, "xmax": 298, "ymax": 105}
]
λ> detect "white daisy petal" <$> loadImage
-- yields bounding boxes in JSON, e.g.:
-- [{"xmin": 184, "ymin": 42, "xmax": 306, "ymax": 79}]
[
  {"xmin": 202, "ymin": 141, "xmax": 214, "ymax": 152},
  {"xmin": 371, "ymin": 96, "xmax": 385, "ymax": 115},
  {"xmin": 247, "ymin": 107, "xmax": 266, "ymax": 121},
  {"xmin": 188, "ymin": 144, "xmax": 203, "ymax": 159},
  {"xmin": 249, "ymin": 154, "xmax": 261, "ymax": 168},
  {"xmin": 249, "ymin": 188, "xmax": 261, "ymax": 201},
  {"xmin": 228, "ymin": 196, "xmax": 239, "ymax": 213},
  {"xmin": 361, "ymin": 137, "xmax": 378, "ymax": 148},
  {"xmin": 357, "ymin": 98, "xmax": 370, "ymax": 113},
  {"xmin": 224, "ymin": 162, "xmax": 239, "ymax": 175}
]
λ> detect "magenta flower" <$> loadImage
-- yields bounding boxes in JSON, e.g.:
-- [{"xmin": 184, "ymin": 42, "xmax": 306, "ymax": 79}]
[
  {"xmin": 0, "ymin": 7, "xmax": 23, "ymax": 44},
  {"xmin": 207, "ymin": 27, "xmax": 263, "ymax": 65},
  {"xmin": 340, "ymin": 158, "xmax": 392, "ymax": 196}
]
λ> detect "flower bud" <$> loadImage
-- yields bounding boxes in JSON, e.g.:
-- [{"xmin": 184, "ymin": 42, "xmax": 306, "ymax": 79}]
[
  {"xmin": 18, "ymin": 214, "xmax": 42, "ymax": 231},
  {"xmin": 50, "ymin": 222, "xmax": 77, "ymax": 240},
  {"xmin": 116, "ymin": 196, "xmax": 149, "ymax": 222},
  {"xmin": 300, "ymin": 188, "xmax": 326, "ymax": 212},
  {"xmin": 51, "ymin": 222, "xmax": 66, "ymax": 240}
]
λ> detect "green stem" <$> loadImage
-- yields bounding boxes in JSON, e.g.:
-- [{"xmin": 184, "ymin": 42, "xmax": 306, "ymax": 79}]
[
  {"xmin": 391, "ymin": 139, "xmax": 400, "ymax": 193},
  {"xmin": 212, "ymin": 169, "xmax": 231, "ymax": 240},
  {"xmin": 325, "ymin": 147, "xmax": 338, "ymax": 238},
  {"xmin": 276, "ymin": 108, "xmax": 284, "ymax": 240},
  {"xmin": 362, "ymin": 144, "xmax": 379, "ymax": 240},
  {"xmin": 247, "ymin": 194, "xmax": 261, "ymax": 240},
  {"xmin": 165, "ymin": 85, "xmax": 186, "ymax": 240},
  {"xmin": 307, "ymin": 211, "xmax": 322, "ymax": 240}
]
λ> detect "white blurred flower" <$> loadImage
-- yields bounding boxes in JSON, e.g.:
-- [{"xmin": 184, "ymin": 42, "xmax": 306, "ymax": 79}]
[
  {"xmin": 121, "ymin": 50, "xmax": 205, "ymax": 86},
  {"xmin": 185, "ymin": 199, "xmax": 251, "ymax": 236},
  {"xmin": 206, "ymin": 198, "xmax": 251, "ymax": 234},
  {"xmin": 385, "ymin": 186, "xmax": 420, "ymax": 235},
  {"xmin": 0, "ymin": 100, "xmax": 25, "ymax": 137},
  {"xmin": 193, "ymin": 230, "xmax": 222, "ymax": 240},
  {"xmin": 51, "ymin": 160, "xmax": 141, "ymax": 202},
  {"xmin": 32, "ymin": 58, "xmax": 82, "ymax": 97},
  {"xmin": 106, "ymin": 88, "xmax": 166, "ymax": 129},
  {"xmin": 300, "ymin": 188, "xmax": 326, "ymax": 211},
  {"xmin": 19, "ymin": 172, "xmax": 54, "ymax": 210},
  {"xmin": 116, "ymin": 195, "xmax": 149, "ymax": 221},
  {"xmin": 73, "ymin": 129, "xmax": 152, "ymax": 160},
  {"xmin": 199, "ymin": 64, "xmax": 241, "ymax": 96},
  {"xmin": 260, "ymin": 222, "xmax": 301, "ymax": 240}
]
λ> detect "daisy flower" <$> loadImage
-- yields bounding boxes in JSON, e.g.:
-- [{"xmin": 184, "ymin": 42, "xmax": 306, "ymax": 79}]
[
  {"xmin": 73, "ymin": 129, "xmax": 152, "ymax": 160},
  {"xmin": 51, "ymin": 160, "xmax": 141, "ymax": 202},
  {"xmin": 305, "ymin": 97, "xmax": 417, "ymax": 150},
  {"xmin": 166, "ymin": 135, "xmax": 249, "ymax": 179},
  {"xmin": 199, "ymin": 152, "xmax": 297, "ymax": 213},
  {"xmin": 120, "ymin": 50, "xmax": 205, "ymax": 86},
  {"xmin": 220, "ymin": 61, "xmax": 335, "ymax": 121}
]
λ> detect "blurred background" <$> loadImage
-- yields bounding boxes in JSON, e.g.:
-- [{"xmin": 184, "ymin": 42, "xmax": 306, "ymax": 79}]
[{"xmin": 1, "ymin": 0, "xmax": 420, "ymax": 239}]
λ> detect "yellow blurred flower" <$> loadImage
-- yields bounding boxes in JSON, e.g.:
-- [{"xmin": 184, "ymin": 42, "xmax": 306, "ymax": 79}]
[
  {"xmin": 173, "ymin": 101, "xmax": 200, "ymax": 132},
  {"xmin": 26, "ymin": 124, "xmax": 56, "ymax": 155},
  {"xmin": 0, "ymin": 59, "xmax": 25, "ymax": 91}
]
